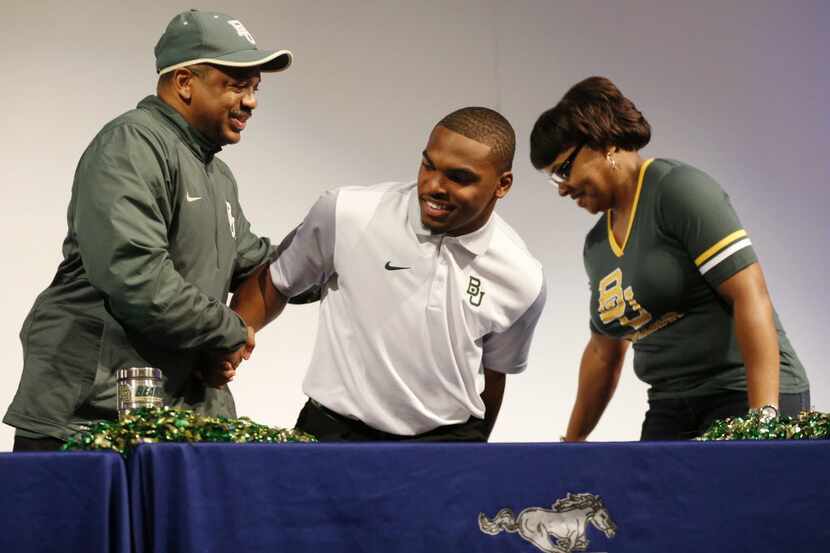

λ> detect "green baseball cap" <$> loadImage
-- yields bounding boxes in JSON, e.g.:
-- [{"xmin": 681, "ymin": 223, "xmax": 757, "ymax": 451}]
[{"xmin": 155, "ymin": 9, "xmax": 292, "ymax": 75}]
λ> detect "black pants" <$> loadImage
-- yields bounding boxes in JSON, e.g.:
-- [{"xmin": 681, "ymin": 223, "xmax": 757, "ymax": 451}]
[
  {"xmin": 13, "ymin": 436, "xmax": 66, "ymax": 452},
  {"xmin": 641, "ymin": 389, "xmax": 811, "ymax": 441},
  {"xmin": 296, "ymin": 399, "xmax": 489, "ymax": 442}
]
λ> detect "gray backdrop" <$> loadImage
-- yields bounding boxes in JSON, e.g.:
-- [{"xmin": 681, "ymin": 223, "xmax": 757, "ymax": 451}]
[{"xmin": 2, "ymin": 0, "xmax": 827, "ymax": 449}]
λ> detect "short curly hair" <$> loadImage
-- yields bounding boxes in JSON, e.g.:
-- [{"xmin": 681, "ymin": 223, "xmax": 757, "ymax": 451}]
[
  {"xmin": 437, "ymin": 107, "xmax": 516, "ymax": 173},
  {"xmin": 530, "ymin": 76, "xmax": 651, "ymax": 170}
]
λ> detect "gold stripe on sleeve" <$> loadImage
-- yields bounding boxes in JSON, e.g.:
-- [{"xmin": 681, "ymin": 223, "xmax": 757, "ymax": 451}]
[{"xmin": 694, "ymin": 229, "xmax": 748, "ymax": 267}]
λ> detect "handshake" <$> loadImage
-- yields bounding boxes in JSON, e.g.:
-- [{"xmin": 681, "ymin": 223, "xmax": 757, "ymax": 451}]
[
  {"xmin": 196, "ymin": 325, "xmax": 256, "ymax": 389},
  {"xmin": 195, "ymin": 263, "xmax": 296, "ymax": 389}
]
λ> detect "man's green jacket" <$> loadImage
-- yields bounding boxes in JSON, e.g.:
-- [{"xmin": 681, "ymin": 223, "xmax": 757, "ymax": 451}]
[{"xmin": 5, "ymin": 96, "xmax": 272, "ymax": 440}]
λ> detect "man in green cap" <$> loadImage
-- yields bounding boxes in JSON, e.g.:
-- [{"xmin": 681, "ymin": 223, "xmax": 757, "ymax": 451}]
[{"xmin": 4, "ymin": 10, "xmax": 293, "ymax": 451}]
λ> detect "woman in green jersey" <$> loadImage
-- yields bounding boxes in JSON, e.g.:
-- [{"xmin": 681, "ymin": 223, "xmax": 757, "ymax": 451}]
[{"xmin": 530, "ymin": 76, "xmax": 810, "ymax": 440}]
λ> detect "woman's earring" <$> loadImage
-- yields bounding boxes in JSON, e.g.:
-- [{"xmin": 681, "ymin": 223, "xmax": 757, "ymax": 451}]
[{"xmin": 606, "ymin": 152, "xmax": 617, "ymax": 170}]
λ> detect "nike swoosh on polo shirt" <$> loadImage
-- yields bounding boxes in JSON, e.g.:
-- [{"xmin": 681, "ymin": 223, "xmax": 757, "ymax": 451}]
[{"xmin": 384, "ymin": 261, "xmax": 410, "ymax": 271}]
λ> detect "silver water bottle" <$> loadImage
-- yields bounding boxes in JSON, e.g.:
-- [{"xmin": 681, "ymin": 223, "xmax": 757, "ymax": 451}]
[{"xmin": 116, "ymin": 367, "xmax": 164, "ymax": 419}]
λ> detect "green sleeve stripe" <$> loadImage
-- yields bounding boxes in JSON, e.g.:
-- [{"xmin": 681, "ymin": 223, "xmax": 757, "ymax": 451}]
[
  {"xmin": 699, "ymin": 238, "xmax": 752, "ymax": 275},
  {"xmin": 694, "ymin": 229, "xmax": 747, "ymax": 267}
]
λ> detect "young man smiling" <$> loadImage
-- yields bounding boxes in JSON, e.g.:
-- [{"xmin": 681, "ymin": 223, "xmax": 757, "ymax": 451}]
[
  {"xmin": 4, "ymin": 10, "xmax": 291, "ymax": 451},
  {"xmin": 232, "ymin": 107, "xmax": 547, "ymax": 441}
]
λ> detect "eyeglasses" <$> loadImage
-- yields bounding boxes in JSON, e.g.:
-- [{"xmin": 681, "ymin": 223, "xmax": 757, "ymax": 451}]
[{"xmin": 547, "ymin": 144, "xmax": 584, "ymax": 186}]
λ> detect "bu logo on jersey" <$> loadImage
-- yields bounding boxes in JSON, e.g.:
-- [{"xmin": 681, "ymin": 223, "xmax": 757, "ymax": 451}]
[
  {"xmin": 598, "ymin": 267, "xmax": 650, "ymax": 330},
  {"xmin": 227, "ymin": 20, "xmax": 256, "ymax": 45},
  {"xmin": 467, "ymin": 276, "xmax": 485, "ymax": 307}
]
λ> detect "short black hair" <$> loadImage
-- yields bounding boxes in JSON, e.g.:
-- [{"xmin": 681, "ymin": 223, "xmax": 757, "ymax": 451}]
[
  {"xmin": 157, "ymin": 70, "xmax": 174, "ymax": 87},
  {"xmin": 156, "ymin": 63, "xmax": 214, "ymax": 88},
  {"xmin": 530, "ymin": 76, "xmax": 651, "ymax": 170},
  {"xmin": 437, "ymin": 106, "xmax": 516, "ymax": 172}
]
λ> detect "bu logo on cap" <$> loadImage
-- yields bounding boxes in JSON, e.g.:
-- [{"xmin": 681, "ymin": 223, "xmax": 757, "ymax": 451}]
[{"xmin": 227, "ymin": 20, "xmax": 256, "ymax": 45}]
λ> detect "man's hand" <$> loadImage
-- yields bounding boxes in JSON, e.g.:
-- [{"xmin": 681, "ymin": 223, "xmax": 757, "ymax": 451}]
[
  {"xmin": 197, "ymin": 327, "xmax": 255, "ymax": 388},
  {"xmin": 197, "ymin": 357, "xmax": 236, "ymax": 388}
]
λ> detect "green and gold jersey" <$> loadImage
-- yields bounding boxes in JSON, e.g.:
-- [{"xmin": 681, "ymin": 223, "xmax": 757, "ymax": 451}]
[{"xmin": 583, "ymin": 158, "xmax": 808, "ymax": 399}]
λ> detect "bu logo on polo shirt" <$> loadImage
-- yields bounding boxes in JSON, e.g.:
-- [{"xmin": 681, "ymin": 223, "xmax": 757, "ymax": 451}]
[{"xmin": 467, "ymin": 275, "xmax": 485, "ymax": 306}]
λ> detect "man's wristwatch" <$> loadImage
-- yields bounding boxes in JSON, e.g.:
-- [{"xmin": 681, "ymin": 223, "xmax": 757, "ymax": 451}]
[{"xmin": 753, "ymin": 404, "xmax": 779, "ymax": 422}]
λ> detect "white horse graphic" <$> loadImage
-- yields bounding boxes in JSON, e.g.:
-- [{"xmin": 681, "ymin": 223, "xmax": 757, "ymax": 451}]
[{"xmin": 478, "ymin": 492, "xmax": 617, "ymax": 553}]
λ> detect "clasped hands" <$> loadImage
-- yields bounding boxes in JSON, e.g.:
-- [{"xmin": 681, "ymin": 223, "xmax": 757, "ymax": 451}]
[{"xmin": 196, "ymin": 326, "xmax": 256, "ymax": 388}]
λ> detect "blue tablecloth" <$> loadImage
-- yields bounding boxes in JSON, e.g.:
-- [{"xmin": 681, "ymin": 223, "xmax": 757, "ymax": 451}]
[
  {"xmin": 128, "ymin": 441, "xmax": 830, "ymax": 553},
  {"xmin": 0, "ymin": 451, "xmax": 130, "ymax": 553}
]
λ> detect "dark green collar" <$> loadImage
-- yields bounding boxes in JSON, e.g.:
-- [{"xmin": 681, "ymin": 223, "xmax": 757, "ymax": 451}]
[{"xmin": 138, "ymin": 95, "xmax": 221, "ymax": 162}]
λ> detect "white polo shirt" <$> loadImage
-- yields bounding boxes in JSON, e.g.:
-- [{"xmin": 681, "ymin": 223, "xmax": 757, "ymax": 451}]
[{"xmin": 270, "ymin": 181, "xmax": 546, "ymax": 435}]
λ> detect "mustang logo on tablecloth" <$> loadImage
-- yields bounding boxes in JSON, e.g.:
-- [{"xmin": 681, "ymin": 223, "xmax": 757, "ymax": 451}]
[{"xmin": 478, "ymin": 492, "xmax": 617, "ymax": 553}]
